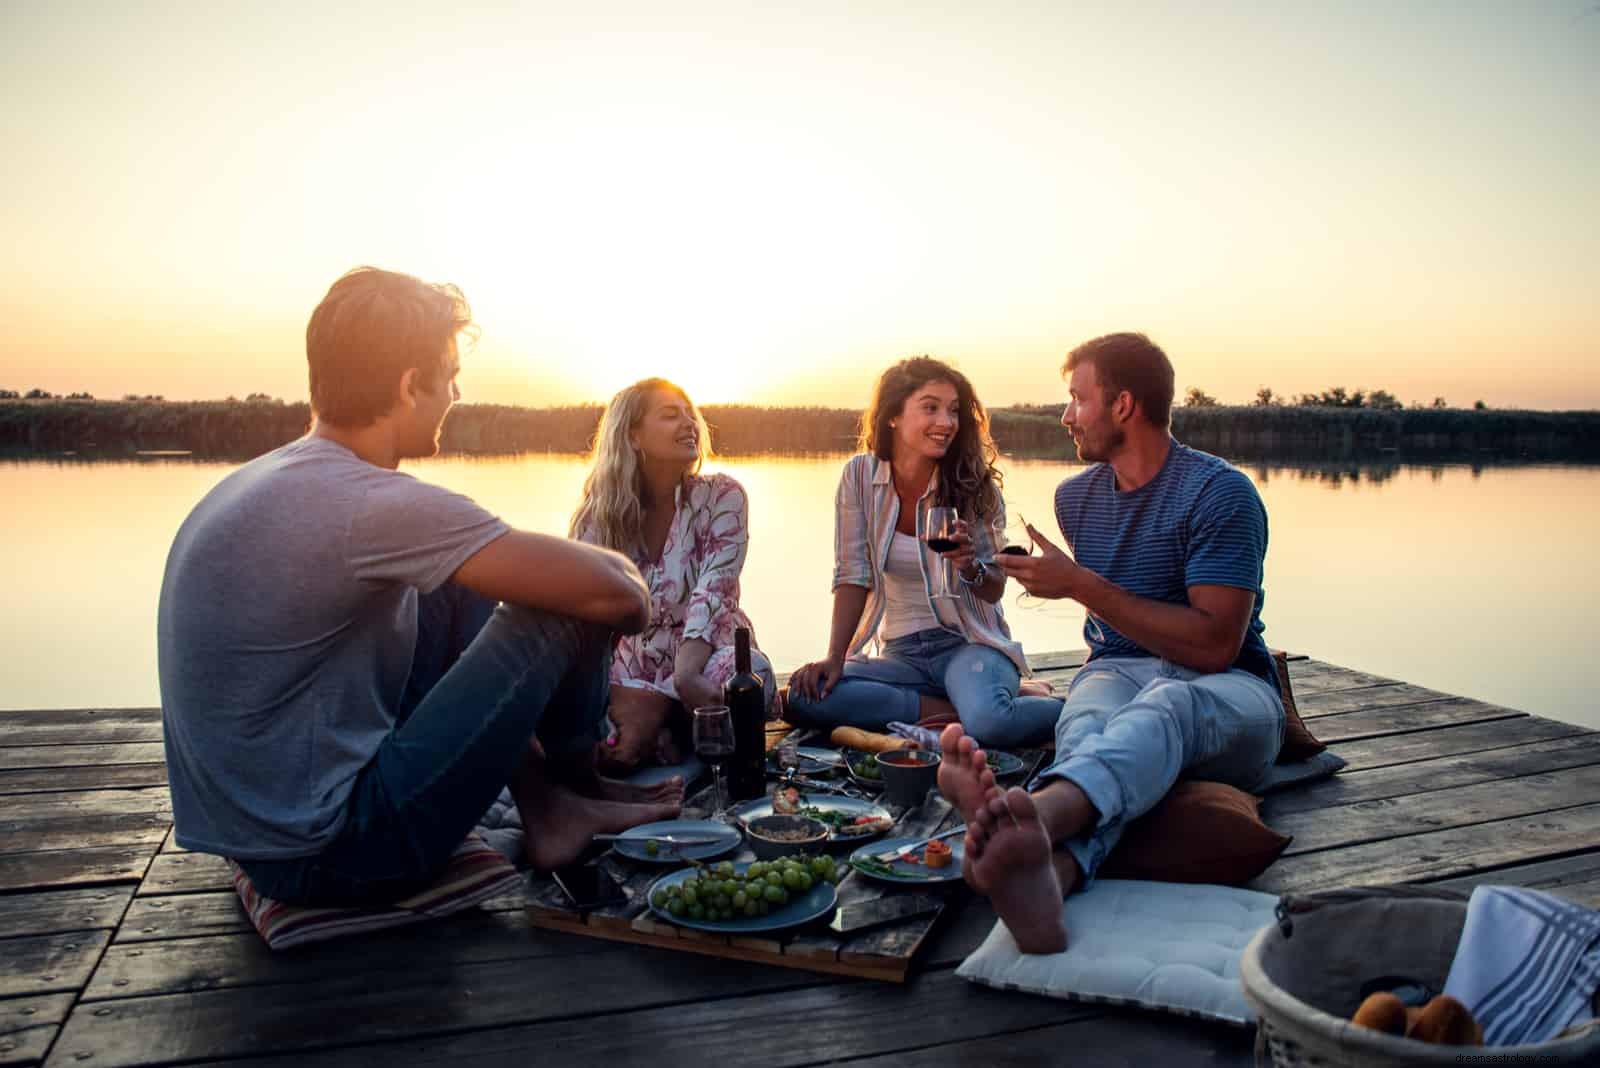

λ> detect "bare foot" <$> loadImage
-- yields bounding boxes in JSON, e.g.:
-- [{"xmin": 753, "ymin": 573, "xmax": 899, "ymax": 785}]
[
  {"xmin": 1019, "ymin": 677, "xmax": 1055, "ymax": 698},
  {"xmin": 937, "ymin": 723, "xmax": 997, "ymax": 826},
  {"xmin": 594, "ymin": 773, "xmax": 685, "ymax": 806},
  {"xmin": 971, "ymin": 787, "xmax": 1070, "ymax": 954},
  {"xmin": 519, "ymin": 783, "xmax": 681, "ymax": 871},
  {"xmin": 652, "ymin": 727, "xmax": 682, "ymax": 766}
]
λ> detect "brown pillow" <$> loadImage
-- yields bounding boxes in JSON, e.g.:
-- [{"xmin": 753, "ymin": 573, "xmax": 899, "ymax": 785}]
[
  {"xmin": 1099, "ymin": 780, "xmax": 1292, "ymax": 885},
  {"xmin": 1272, "ymin": 649, "xmax": 1327, "ymax": 763}
]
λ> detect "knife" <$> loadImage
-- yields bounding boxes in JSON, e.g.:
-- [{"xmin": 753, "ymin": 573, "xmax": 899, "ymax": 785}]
[
  {"xmin": 871, "ymin": 825, "xmax": 966, "ymax": 863},
  {"xmin": 594, "ymin": 833, "xmax": 730, "ymax": 847}
]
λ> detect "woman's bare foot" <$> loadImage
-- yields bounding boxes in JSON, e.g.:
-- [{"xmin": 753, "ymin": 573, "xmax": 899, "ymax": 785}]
[
  {"xmin": 652, "ymin": 727, "xmax": 682, "ymax": 765},
  {"xmin": 600, "ymin": 687, "xmax": 676, "ymax": 772},
  {"xmin": 970, "ymin": 787, "xmax": 1071, "ymax": 954},
  {"xmin": 594, "ymin": 773, "xmax": 685, "ymax": 806},
  {"xmin": 518, "ymin": 783, "xmax": 681, "ymax": 871},
  {"xmin": 1019, "ymin": 677, "xmax": 1055, "ymax": 698},
  {"xmin": 937, "ymin": 724, "xmax": 997, "ymax": 825}
]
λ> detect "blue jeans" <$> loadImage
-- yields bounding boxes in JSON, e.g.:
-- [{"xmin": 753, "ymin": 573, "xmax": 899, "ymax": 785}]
[
  {"xmin": 1039, "ymin": 656, "xmax": 1285, "ymax": 887},
  {"xmin": 238, "ymin": 586, "xmax": 609, "ymax": 906},
  {"xmin": 785, "ymin": 628, "xmax": 1063, "ymax": 749}
]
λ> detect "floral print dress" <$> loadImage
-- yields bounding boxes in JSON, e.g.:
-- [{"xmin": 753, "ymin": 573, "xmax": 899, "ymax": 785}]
[{"xmin": 580, "ymin": 472, "xmax": 772, "ymax": 708}]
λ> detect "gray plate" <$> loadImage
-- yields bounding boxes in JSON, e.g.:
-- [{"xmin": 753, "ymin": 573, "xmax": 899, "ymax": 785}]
[
  {"xmin": 730, "ymin": 792, "xmax": 894, "ymax": 843},
  {"xmin": 611, "ymin": 819, "xmax": 742, "ymax": 863},
  {"xmin": 647, "ymin": 861, "xmax": 838, "ymax": 933},
  {"xmin": 848, "ymin": 835, "xmax": 965, "ymax": 884},
  {"xmin": 985, "ymin": 749, "xmax": 1027, "ymax": 778}
]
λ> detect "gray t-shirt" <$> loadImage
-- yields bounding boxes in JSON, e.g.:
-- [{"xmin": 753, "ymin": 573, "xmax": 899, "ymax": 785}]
[{"xmin": 157, "ymin": 436, "xmax": 510, "ymax": 859}]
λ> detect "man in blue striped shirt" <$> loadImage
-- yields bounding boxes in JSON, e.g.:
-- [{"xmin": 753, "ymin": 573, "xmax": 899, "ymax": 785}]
[{"xmin": 938, "ymin": 332, "xmax": 1285, "ymax": 952}]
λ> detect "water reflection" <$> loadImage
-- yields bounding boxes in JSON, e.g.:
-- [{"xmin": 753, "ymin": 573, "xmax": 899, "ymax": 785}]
[{"xmin": 3, "ymin": 453, "xmax": 1597, "ymax": 732}]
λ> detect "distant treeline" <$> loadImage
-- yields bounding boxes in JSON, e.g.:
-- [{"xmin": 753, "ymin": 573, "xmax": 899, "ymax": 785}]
[{"xmin": 3, "ymin": 397, "xmax": 1598, "ymax": 461}]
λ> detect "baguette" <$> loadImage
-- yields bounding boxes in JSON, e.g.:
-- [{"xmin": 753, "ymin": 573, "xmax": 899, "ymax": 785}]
[{"xmin": 829, "ymin": 726, "xmax": 918, "ymax": 753}]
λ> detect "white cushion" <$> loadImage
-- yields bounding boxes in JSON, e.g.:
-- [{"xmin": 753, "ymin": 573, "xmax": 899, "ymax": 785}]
[{"xmin": 956, "ymin": 878, "xmax": 1278, "ymax": 1026}]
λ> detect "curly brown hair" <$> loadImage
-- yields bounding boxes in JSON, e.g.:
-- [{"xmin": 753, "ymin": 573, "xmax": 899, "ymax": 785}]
[{"xmin": 860, "ymin": 356, "xmax": 1003, "ymax": 522}]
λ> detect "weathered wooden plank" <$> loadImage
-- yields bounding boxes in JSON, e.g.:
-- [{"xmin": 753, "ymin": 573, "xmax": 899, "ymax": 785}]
[
  {"xmin": 155, "ymin": 968, "xmax": 1100, "ymax": 1068},
  {"xmin": 1330, "ymin": 716, "xmax": 1589, "ymax": 771},
  {"xmin": 0, "ymin": 708, "xmax": 160, "ymax": 727},
  {"xmin": 115, "ymin": 894, "xmax": 252, "ymax": 943},
  {"xmin": 1286, "ymin": 660, "xmax": 1401, "ymax": 694},
  {"xmin": 1023, "ymin": 649, "xmax": 1089, "ymax": 672},
  {"xmin": 136, "ymin": 852, "xmax": 232, "ymax": 896},
  {"xmin": 0, "ymin": 993, "xmax": 75, "ymax": 1068},
  {"xmin": 1274, "ymin": 763, "xmax": 1600, "ymax": 856},
  {"xmin": 1426, "ymin": 852, "xmax": 1600, "ymax": 908},
  {"xmin": 840, "ymin": 1006, "xmax": 1255, "ymax": 1068},
  {"xmin": 0, "ymin": 790, "xmax": 171, "ymax": 853},
  {"xmin": 0, "ymin": 886, "xmax": 132, "ymax": 939},
  {"xmin": 0, "ymin": 765, "xmax": 170, "ymax": 796},
  {"xmin": 1298, "ymin": 684, "xmax": 1458, "ymax": 717},
  {"xmin": 86, "ymin": 909, "xmax": 604, "ymax": 1000},
  {"xmin": 0, "ymin": 721, "xmax": 162, "ymax": 747},
  {"xmin": 0, "ymin": 845, "xmax": 154, "ymax": 893},
  {"xmin": 1304, "ymin": 699, "xmax": 1520, "ymax": 745},
  {"xmin": 1256, "ymin": 800, "xmax": 1600, "ymax": 893},
  {"xmin": 1263, "ymin": 732, "xmax": 1600, "ymax": 818},
  {"xmin": 0, "ymin": 931, "xmax": 110, "ymax": 998},
  {"xmin": 0, "ymin": 744, "xmax": 164, "ymax": 771},
  {"xmin": 55, "ymin": 945, "xmax": 820, "ymax": 1068}
]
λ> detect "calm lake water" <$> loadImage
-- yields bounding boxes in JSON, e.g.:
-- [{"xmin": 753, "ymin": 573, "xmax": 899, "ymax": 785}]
[{"xmin": 4, "ymin": 453, "xmax": 1597, "ymax": 730}]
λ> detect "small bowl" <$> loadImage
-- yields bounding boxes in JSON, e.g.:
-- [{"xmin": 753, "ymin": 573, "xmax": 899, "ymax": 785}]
[
  {"xmin": 744, "ymin": 815, "xmax": 828, "ymax": 860},
  {"xmin": 873, "ymin": 748, "xmax": 942, "ymax": 808}
]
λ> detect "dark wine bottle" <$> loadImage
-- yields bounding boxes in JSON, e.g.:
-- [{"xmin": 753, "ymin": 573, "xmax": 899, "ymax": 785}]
[{"xmin": 724, "ymin": 627, "xmax": 767, "ymax": 801}]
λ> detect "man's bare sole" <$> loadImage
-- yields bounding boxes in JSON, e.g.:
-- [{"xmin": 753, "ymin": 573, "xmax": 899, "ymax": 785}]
[
  {"xmin": 965, "ymin": 787, "xmax": 1070, "ymax": 953},
  {"xmin": 936, "ymin": 723, "xmax": 998, "ymax": 827}
]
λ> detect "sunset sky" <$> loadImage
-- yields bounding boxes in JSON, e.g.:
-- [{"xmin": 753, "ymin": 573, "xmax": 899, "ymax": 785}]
[{"xmin": 3, "ymin": 1, "xmax": 1596, "ymax": 411}]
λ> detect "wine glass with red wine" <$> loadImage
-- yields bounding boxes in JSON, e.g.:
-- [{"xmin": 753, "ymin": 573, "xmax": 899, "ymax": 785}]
[
  {"xmin": 995, "ymin": 510, "xmax": 1034, "ymax": 558},
  {"xmin": 995, "ymin": 510, "xmax": 1041, "ymax": 608},
  {"xmin": 692, "ymin": 705, "xmax": 735, "ymax": 819},
  {"xmin": 926, "ymin": 506, "xmax": 960, "ymax": 599}
]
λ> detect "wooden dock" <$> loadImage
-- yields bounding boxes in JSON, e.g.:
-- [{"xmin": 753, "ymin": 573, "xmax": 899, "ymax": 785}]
[{"xmin": 4, "ymin": 652, "xmax": 1599, "ymax": 1068}]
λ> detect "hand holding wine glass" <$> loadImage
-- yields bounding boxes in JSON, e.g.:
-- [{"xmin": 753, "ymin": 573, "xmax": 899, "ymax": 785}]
[{"xmin": 692, "ymin": 704, "xmax": 735, "ymax": 819}]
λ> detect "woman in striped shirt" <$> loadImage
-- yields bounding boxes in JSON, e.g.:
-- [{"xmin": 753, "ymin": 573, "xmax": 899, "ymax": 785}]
[{"xmin": 786, "ymin": 357, "xmax": 1061, "ymax": 748}]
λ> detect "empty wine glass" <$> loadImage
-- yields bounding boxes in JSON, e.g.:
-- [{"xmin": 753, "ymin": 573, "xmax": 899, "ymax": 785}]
[
  {"xmin": 692, "ymin": 704, "xmax": 735, "ymax": 819},
  {"xmin": 926, "ymin": 505, "xmax": 960, "ymax": 599}
]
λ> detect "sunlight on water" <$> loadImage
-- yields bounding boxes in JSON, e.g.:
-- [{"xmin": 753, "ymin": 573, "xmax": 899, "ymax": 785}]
[{"xmin": 2, "ymin": 454, "xmax": 1596, "ymax": 731}]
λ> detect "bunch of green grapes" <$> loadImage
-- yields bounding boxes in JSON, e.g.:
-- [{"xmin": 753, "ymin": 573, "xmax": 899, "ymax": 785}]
[{"xmin": 650, "ymin": 855, "xmax": 841, "ymax": 922}]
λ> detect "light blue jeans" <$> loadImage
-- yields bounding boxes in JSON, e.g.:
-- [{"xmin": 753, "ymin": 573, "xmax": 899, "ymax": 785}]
[
  {"xmin": 1039, "ymin": 656, "xmax": 1285, "ymax": 887},
  {"xmin": 784, "ymin": 628, "xmax": 1064, "ymax": 749}
]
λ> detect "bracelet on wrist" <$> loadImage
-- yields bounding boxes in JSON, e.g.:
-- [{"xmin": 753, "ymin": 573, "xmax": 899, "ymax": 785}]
[{"xmin": 960, "ymin": 560, "xmax": 989, "ymax": 587}]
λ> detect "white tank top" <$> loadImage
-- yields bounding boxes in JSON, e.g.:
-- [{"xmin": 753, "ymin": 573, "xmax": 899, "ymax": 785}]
[{"xmin": 881, "ymin": 531, "xmax": 957, "ymax": 640}]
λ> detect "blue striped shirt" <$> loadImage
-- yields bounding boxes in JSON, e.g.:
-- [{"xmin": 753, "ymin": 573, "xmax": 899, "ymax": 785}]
[{"xmin": 1053, "ymin": 441, "xmax": 1275, "ymax": 684}]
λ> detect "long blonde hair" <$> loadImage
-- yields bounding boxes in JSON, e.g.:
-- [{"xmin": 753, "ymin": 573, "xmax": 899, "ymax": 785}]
[{"xmin": 569, "ymin": 378, "xmax": 712, "ymax": 557}]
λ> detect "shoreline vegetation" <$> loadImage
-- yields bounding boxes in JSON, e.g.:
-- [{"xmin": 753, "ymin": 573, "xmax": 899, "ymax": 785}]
[{"xmin": 3, "ymin": 397, "xmax": 1599, "ymax": 463}]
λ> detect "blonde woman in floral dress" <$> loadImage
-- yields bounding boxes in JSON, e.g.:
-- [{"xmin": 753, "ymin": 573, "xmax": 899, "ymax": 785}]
[{"xmin": 572, "ymin": 378, "xmax": 774, "ymax": 772}]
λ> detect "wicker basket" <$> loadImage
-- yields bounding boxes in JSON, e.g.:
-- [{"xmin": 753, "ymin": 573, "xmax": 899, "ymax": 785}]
[{"xmin": 1239, "ymin": 885, "xmax": 1600, "ymax": 1068}]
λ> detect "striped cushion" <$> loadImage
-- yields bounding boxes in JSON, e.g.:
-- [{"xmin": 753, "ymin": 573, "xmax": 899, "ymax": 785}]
[{"xmin": 228, "ymin": 833, "xmax": 522, "ymax": 949}]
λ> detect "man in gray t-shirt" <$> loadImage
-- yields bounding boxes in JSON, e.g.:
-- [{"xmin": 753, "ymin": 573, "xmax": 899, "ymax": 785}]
[{"xmin": 158, "ymin": 267, "xmax": 679, "ymax": 905}]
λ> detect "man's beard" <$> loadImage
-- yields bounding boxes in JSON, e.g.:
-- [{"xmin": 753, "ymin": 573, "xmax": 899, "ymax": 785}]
[{"xmin": 1075, "ymin": 425, "xmax": 1125, "ymax": 463}]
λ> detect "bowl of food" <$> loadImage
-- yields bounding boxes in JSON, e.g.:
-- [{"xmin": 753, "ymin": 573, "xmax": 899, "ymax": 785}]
[
  {"xmin": 744, "ymin": 814, "xmax": 829, "ymax": 860},
  {"xmin": 873, "ymin": 748, "xmax": 942, "ymax": 808}
]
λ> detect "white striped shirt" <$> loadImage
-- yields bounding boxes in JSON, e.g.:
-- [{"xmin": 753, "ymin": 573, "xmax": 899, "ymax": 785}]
[{"xmin": 831, "ymin": 453, "xmax": 1027, "ymax": 673}]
